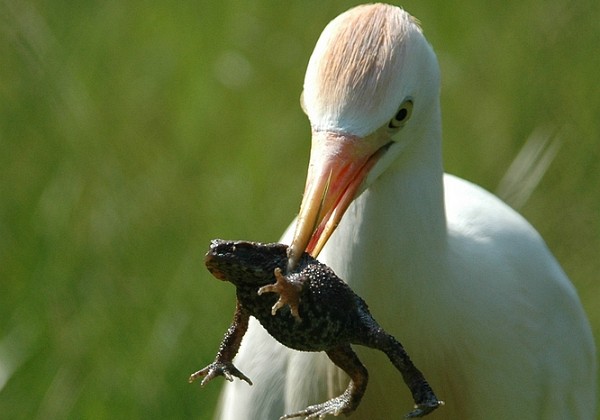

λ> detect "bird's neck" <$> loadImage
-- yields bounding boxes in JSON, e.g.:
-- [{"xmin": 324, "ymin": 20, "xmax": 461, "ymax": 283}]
[
  {"xmin": 321, "ymin": 101, "xmax": 447, "ymax": 281},
  {"xmin": 364, "ymin": 103, "xmax": 446, "ymax": 246}
]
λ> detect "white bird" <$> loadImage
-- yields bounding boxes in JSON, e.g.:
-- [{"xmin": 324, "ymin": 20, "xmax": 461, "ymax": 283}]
[{"xmin": 216, "ymin": 4, "xmax": 597, "ymax": 419}]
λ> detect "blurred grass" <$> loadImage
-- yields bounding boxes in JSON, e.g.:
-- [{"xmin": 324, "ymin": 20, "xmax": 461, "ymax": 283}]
[{"xmin": 0, "ymin": 0, "xmax": 598, "ymax": 419}]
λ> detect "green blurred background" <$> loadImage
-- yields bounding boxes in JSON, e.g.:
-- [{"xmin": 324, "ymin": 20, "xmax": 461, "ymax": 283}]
[{"xmin": 1, "ymin": 0, "xmax": 598, "ymax": 418}]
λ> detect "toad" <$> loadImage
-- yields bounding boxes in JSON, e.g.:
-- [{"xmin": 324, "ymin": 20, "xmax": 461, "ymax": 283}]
[{"xmin": 190, "ymin": 239, "xmax": 443, "ymax": 418}]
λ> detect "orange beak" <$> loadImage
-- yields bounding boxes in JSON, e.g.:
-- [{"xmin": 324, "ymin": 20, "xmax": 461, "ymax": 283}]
[{"xmin": 286, "ymin": 130, "xmax": 391, "ymax": 271}]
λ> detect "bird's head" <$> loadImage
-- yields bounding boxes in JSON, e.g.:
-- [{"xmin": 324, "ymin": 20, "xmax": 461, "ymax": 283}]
[{"xmin": 287, "ymin": 4, "xmax": 441, "ymax": 270}]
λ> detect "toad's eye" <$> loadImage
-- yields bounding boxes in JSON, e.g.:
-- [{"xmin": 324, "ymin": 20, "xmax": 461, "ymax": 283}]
[{"xmin": 388, "ymin": 99, "xmax": 413, "ymax": 129}]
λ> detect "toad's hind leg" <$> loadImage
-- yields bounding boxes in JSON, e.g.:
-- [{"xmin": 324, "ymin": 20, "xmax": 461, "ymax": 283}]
[
  {"xmin": 280, "ymin": 345, "xmax": 368, "ymax": 419},
  {"xmin": 360, "ymin": 323, "xmax": 443, "ymax": 418}
]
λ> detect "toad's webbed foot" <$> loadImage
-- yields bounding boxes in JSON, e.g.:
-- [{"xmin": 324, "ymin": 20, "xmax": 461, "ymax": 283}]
[
  {"xmin": 279, "ymin": 393, "xmax": 354, "ymax": 419},
  {"xmin": 405, "ymin": 400, "xmax": 444, "ymax": 418},
  {"xmin": 188, "ymin": 361, "xmax": 252, "ymax": 387},
  {"xmin": 258, "ymin": 267, "xmax": 303, "ymax": 322}
]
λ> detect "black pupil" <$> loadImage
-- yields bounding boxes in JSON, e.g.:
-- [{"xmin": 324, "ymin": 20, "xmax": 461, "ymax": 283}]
[{"xmin": 396, "ymin": 108, "xmax": 408, "ymax": 121}]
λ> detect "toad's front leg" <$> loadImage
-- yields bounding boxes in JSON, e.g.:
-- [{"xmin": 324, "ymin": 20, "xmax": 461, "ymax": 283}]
[
  {"xmin": 280, "ymin": 345, "xmax": 368, "ymax": 419},
  {"xmin": 189, "ymin": 300, "xmax": 253, "ymax": 387},
  {"xmin": 258, "ymin": 267, "xmax": 304, "ymax": 322}
]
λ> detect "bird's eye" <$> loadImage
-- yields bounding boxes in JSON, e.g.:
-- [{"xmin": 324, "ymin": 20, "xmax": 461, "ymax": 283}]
[{"xmin": 388, "ymin": 99, "xmax": 413, "ymax": 129}]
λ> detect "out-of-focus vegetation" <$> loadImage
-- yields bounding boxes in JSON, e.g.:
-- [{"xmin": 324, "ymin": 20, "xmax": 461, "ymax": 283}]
[{"xmin": 1, "ymin": 1, "xmax": 598, "ymax": 418}]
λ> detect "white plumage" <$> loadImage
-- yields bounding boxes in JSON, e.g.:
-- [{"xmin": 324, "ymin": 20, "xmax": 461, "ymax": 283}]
[{"xmin": 216, "ymin": 4, "xmax": 597, "ymax": 419}]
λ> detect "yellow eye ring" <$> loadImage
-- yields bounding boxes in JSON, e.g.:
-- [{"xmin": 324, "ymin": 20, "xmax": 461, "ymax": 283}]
[{"xmin": 388, "ymin": 99, "xmax": 414, "ymax": 129}]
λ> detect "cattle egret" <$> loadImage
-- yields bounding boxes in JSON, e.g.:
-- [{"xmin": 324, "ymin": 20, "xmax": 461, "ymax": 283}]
[{"xmin": 216, "ymin": 4, "xmax": 597, "ymax": 419}]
